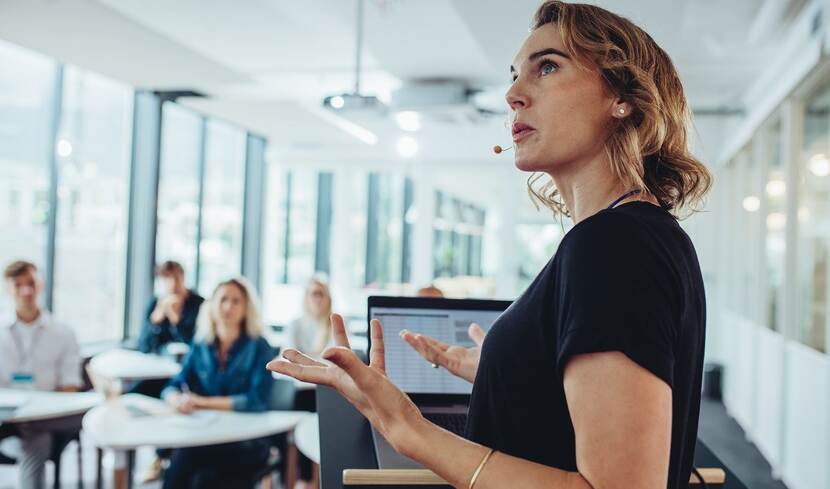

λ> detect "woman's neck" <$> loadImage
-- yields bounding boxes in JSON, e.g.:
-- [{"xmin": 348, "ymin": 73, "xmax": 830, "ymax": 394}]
[
  {"xmin": 216, "ymin": 324, "xmax": 241, "ymax": 351},
  {"xmin": 550, "ymin": 155, "xmax": 655, "ymax": 224}
]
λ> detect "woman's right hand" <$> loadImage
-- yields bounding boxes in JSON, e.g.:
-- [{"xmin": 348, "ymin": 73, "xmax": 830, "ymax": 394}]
[
  {"xmin": 167, "ymin": 392, "xmax": 197, "ymax": 414},
  {"xmin": 400, "ymin": 323, "xmax": 486, "ymax": 383}
]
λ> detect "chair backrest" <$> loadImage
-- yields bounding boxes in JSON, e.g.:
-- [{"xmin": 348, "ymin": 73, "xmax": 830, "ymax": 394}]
[{"xmin": 268, "ymin": 377, "xmax": 297, "ymax": 411}]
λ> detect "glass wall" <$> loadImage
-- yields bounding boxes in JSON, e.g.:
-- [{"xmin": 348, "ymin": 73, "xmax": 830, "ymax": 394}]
[
  {"xmin": 52, "ymin": 67, "xmax": 133, "ymax": 343},
  {"xmin": 763, "ymin": 119, "xmax": 785, "ymax": 332},
  {"xmin": 155, "ymin": 103, "xmax": 203, "ymax": 289},
  {"xmin": 797, "ymin": 83, "xmax": 830, "ymax": 352},
  {"xmin": 197, "ymin": 120, "xmax": 247, "ymax": 293},
  {"xmin": 0, "ymin": 41, "xmax": 57, "ymax": 318}
]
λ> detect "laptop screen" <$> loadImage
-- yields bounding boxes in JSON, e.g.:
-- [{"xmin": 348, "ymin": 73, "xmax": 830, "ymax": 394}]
[{"xmin": 368, "ymin": 297, "xmax": 509, "ymax": 395}]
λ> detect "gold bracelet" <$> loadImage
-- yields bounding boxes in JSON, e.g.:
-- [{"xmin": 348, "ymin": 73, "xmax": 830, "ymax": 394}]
[{"xmin": 469, "ymin": 448, "xmax": 495, "ymax": 489}]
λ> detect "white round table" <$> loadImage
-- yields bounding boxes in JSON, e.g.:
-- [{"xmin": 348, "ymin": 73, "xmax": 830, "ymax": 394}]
[
  {"xmin": 294, "ymin": 413, "xmax": 320, "ymax": 464},
  {"xmin": 0, "ymin": 389, "xmax": 102, "ymax": 424},
  {"xmin": 82, "ymin": 394, "xmax": 310, "ymax": 489},
  {"xmin": 88, "ymin": 349, "xmax": 181, "ymax": 382}
]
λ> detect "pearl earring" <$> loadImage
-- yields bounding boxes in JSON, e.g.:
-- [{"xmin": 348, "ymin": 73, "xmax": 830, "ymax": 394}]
[{"xmin": 618, "ymin": 108, "xmax": 625, "ymax": 114}]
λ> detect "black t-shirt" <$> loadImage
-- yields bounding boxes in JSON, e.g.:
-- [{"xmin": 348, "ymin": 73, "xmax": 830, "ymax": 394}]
[{"xmin": 466, "ymin": 202, "xmax": 706, "ymax": 489}]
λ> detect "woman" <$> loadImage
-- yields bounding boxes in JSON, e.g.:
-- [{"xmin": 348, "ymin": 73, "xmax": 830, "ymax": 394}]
[
  {"xmin": 284, "ymin": 274, "xmax": 334, "ymax": 358},
  {"xmin": 269, "ymin": 2, "xmax": 710, "ymax": 489},
  {"xmin": 162, "ymin": 277, "xmax": 274, "ymax": 489}
]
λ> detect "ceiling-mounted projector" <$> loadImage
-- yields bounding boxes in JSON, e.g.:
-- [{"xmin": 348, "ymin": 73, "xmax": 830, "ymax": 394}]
[{"xmin": 322, "ymin": 93, "xmax": 384, "ymax": 111}]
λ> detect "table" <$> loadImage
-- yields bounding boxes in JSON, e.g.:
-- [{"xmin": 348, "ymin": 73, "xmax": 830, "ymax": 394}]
[
  {"xmin": 295, "ymin": 413, "xmax": 320, "ymax": 464},
  {"xmin": 0, "ymin": 389, "xmax": 102, "ymax": 424},
  {"xmin": 88, "ymin": 349, "xmax": 181, "ymax": 382},
  {"xmin": 82, "ymin": 394, "xmax": 310, "ymax": 489}
]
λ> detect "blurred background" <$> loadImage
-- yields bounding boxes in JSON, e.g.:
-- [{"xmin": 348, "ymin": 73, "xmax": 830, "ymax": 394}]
[{"xmin": 0, "ymin": 1, "xmax": 828, "ymax": 488}]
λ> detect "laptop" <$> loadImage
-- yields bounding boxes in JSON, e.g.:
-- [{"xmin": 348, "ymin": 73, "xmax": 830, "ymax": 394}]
[{"xmin": 366, "ymin": 296, "xmax": 511, "ymax": 469}]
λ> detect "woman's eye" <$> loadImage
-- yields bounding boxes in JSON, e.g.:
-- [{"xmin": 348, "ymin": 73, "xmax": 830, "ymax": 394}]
[{"xmin": 540, "ymin": 61, "xmax": 558, "ymax": 75}]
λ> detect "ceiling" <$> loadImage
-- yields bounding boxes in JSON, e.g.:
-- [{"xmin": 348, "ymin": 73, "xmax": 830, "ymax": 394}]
[{"xmin": 0, "ymin": 0, "xmax": 808, "ymax": 213}]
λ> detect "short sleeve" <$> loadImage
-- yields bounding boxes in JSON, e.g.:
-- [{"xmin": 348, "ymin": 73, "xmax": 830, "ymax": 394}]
[
  {"xmin": 58, "ymin": 326, "xmax": 82, "ymax": 388},
  {"xmin": 555, "ymin": 213, "xmax": 677, "ymax": 387}
]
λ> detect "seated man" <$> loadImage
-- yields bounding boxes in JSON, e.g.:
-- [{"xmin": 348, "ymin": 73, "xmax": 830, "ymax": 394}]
[
  {"xmin": 138, "ymin": 260, "xmax": 204, "ymax": 355},
  {"xmin": 0, "ymin": 260, "xmax": 82, "ymax": 489},
  {"xmin": 136, "ymin": 261, "xmax": 204, "ymax": 482}
]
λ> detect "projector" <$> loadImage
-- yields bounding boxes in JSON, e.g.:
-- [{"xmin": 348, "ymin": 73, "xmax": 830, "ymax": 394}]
[{"xmin": 322, "ymin": 93, "xmax": 385, "ymax": 112}]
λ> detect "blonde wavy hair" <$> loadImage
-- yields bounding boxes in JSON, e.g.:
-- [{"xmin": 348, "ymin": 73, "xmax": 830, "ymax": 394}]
[
  {"xmin": 527, "ymin": 1, "xmax": 712, "ymax": 217},
  {"xmin": 196, "ymin": 276, "xmax": 264, "ymax": 343}
]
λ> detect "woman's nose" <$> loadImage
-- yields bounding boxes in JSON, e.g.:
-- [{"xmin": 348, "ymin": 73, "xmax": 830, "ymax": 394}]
[{"xmin": 505, "ymin": 83, "xmax": 529, "ymax": 111}]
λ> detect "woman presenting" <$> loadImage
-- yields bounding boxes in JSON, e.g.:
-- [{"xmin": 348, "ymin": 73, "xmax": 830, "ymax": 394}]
[{"xmin": 268, "ymin": 2, "xmax": 711, "ymax": 488}]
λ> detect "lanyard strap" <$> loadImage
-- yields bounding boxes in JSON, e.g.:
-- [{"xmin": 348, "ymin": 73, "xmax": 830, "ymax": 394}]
[
  {"xmin": 606, "ymin": 189, "xmax": 642, "ymax": 210},
  {"xmin": 10, "ymin": 323, "xmax": 44, "ymax": 368}
]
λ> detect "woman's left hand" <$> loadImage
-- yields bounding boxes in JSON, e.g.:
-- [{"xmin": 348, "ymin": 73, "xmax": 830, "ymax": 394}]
[{"xmin": 267, "ymin": 313, "xmax": 426, "ymax": 456}]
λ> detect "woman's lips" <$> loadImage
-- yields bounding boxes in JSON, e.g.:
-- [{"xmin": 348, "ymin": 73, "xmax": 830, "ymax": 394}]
[{"xmin": 512, "ymin": 122, "xmax": 536, "ymax": 143}]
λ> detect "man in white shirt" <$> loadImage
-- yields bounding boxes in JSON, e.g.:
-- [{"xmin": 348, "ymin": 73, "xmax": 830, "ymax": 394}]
[{"xmin": 0, "ymin": 260, "xmax": 82, "ymax": 489}]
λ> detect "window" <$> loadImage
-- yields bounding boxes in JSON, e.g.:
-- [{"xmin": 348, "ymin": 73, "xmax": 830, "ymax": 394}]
[
  {"xmin": 52, "ymin": 67, "xmax": 133, "ymax": 343},
  {"xmin": 197, "ymin": 120, "xmax": 246, "ymax": 293},
  {"xmin": 262, "ymin": 168, "xmax": 340, "ymax": 325},
  {"xmin": 0, "ymin": 41, "xmax": 57, "ymax": 318},
  {"xmin": 155, "ymin": 103, "xmax": 203, "ymax": 289},
  {"xmin": 286, "ymin": 170, "xmax": 319, "ymax": 284},
  {"xmin": 432, "ymin": 191, "xmax": 486, "ymax": 279},
  {"xmin": 366, "ymin": 173, "xmax": 406, "ymax": 286},
  {"xmin": 516, "ymin": 223, "xmax": 565, "ymax": 291},
  {"xmin": 433, "ymin": 191, "xmax": 453, "ymax": 278},
  {"xmin": 796, "ymin": 85, "xmax": 830, "ymax": 352}
]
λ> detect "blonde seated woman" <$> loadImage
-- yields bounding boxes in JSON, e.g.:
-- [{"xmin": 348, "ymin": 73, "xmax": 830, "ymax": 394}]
[
  {"xmin": 284, "ymin": 275, "xmax": 335, "ymax": 359},
  {"xmin": 161, "ymin": 277, "xmax": 275, "ymax": 489}
]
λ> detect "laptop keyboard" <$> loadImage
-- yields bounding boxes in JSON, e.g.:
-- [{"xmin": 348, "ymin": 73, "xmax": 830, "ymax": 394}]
[{"xmin": 423, "ymin": 412, "xmax": 467, "ymax": 437}]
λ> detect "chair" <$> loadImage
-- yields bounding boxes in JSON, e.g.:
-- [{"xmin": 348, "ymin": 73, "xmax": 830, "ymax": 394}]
[
  {"xmin": 252, "ymin": 377, "xmax": 299, "ymax": 488},
  {"xmin": 0, "ymin": 427, "xmax": 83, "ymax": 489}
]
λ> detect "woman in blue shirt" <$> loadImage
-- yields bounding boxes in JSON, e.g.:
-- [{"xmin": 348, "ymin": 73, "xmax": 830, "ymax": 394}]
[{"xmin": 161, "ymin": 277, "xmax": 274, "ymax": 489}]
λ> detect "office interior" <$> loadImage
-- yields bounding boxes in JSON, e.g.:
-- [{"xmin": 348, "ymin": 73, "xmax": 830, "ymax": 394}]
[{"xmin": 0, "ymin": 0, "xmax": 828, "ymax": 488}]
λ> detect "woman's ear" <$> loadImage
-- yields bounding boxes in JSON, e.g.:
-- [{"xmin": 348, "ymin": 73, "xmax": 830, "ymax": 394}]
[{"xmin": 612, "ymin": 100, "xmax": 633, "ymax": 119}]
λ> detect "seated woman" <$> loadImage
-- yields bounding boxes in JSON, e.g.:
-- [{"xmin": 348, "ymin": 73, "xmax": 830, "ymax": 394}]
[
  {"xmin": 284, "ymin": 274, "xmax": 334, "ymax": 358},
  {"xmin": 161, "ymin": 277, "xmax": 274, "ymax": 489}
]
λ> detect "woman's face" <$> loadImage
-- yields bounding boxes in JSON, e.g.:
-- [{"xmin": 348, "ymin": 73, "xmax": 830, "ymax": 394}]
[
  {"xmin": 214, "ymin": 283, "xmax": 247, "ymax": 330},
  {"xmin": 307, "ymin": 283, "xmax": 327, "ymax": 317},
  {"xmin": 506, "ymin": 24, "xmax": 621, "ymax": 174}
]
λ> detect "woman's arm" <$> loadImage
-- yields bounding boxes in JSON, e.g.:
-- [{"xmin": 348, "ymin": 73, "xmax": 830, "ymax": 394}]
[
  {"xmin": 269, "ymin": 316, "xmax": 671, "ymax": 489},
  {"xmin": 402, "ymin": 351, "xmax": 671, "ymax": 489}
]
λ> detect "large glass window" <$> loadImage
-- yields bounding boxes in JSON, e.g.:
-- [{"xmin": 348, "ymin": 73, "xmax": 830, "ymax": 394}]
[
  {"xmin": 366, "ymin": 173, "xmax": 405, "ymax": 286},
  {"xmin": 796, "ymin": 85, "xmax": 830, "ymax": 352},
  {"xmin": 0, "ymin": 41, "xmax": 57, "ymax": 318},
  {"xmin": 286, "ymin": 170, "xmax": 319, "ymax": 283},
  {"xmin": 197, "ymin": 120, "xmax": 246, "ymax": 293},
  {"xmin": 433, "ymin": 191, "xmax": 454, "ymax": 278},
  {"xmin": 262, "ymin": 168, "xmax": 339, "ymax": 326},
  {"xmin": 432, "ymin": 191, "xmax": 486, "ymax": 279},
  {"xmin": 516, "ymin": 223, "xmax": 565, "ymax": 291},
  {"xmin": 155, "ymin": 103, "xmax": 203, "ymax": 289},
  {"xmin": 53, "ymin": 67, "xmax": 133, "ymax": 343}
]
